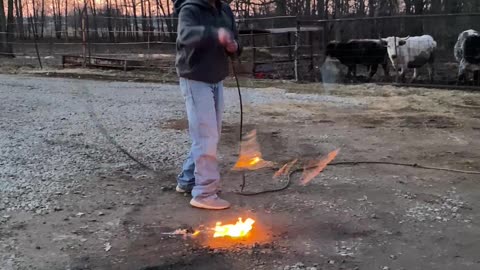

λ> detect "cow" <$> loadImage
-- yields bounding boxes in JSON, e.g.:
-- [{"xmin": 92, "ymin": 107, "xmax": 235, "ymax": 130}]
[
  {"xmin": 454, "ymin": 29, "xmax": 480, "ymax": 84},
  {"xmin": 383, "ymin": 35, "xmax": 437, "ymax": 82},
  {"xmin": 325, "ymin": 39, "xmax": 389, "ymax": 81}
]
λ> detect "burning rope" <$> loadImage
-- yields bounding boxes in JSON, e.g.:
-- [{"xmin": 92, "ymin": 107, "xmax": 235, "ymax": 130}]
[
  {"xmin": 230, "ymin": 59, "xmax": 248, "ymax": 192},
  {"xmin": 235, "ymin": 160, "xmax": 480, "ymax": 196}
]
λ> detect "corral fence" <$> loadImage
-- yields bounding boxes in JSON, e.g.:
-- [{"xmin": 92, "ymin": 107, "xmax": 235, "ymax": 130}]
[{"xmin": 3, "ymin": 12, "xmax": 480, "ymax": 86}]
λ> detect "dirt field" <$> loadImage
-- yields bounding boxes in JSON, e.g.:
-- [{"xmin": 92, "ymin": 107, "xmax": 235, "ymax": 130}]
[{"xmin": 1, "ymin": 73, "xmax": 480, "ymax": 270}]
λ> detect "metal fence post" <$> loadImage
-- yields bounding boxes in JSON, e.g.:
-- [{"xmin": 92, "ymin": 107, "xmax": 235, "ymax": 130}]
[
  {"xmin": 250, "ymin": 25, "xmax": 256, "ymax": 74},
  {"xmin": 294, "ymin": 18, "xmax": 300, "ymax": 82},
  {"xmin": 82, "ymin": 6, "xmax": 86, "ymax": 68},
  {"xmin": 31, "ymin": 16, "xmax": 42, "ymax": 69},
  {"xmin": 309, "ymin": 31, "xmax": 314, "ymax": 73}
]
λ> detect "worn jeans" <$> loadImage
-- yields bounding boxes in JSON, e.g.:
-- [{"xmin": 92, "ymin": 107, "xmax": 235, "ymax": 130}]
[{"xmin": 177, "ymin": 78, "xmax": 224, "ymax": 198}]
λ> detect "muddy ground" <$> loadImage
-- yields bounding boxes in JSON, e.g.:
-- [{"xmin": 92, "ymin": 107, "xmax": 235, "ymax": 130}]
[{"xmin": 1, "ymin": 73, "xmax": 480, "ymax": 270}]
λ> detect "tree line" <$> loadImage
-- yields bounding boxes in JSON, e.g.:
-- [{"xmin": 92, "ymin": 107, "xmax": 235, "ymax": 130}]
[{"xmin": 1, "ymin": 0, "xmax": 480, "ymax": 56}]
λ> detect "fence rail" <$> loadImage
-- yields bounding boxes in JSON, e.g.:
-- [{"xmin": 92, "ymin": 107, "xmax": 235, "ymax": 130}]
[{"xmin": 3, "ymin": 13, "xmax": 480, "ymax": 86}]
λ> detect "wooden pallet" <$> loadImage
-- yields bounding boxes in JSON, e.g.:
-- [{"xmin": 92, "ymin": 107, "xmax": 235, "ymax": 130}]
[{"xmin": 62, "ymin": 55, "xmax": 146, "ymax": 71}]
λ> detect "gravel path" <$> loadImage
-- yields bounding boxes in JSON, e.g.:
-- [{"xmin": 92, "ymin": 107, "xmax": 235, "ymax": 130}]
[
  {"xmin": 1, "ymin": 74, "xmax": 480, "ymax": 270},
  {"xmin": 0, "ymin": 75, "xmax": 191, "ymax": 213}
]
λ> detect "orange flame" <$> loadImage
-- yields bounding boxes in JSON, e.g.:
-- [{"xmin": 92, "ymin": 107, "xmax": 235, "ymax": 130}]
[
  {"xmin": 300, "ymin": 149, "xmax": 339, "ymax": 185},
  {"xmin": 273, "ymin": 159, "xmax": 298, "ymax": 179},
  {"xmin": 232, "ymin": 130, "xmax": 273, "ymax": 171},
  {"xmin": 213, "ymin": 218, "xmax": 255, "ymax": 238}
]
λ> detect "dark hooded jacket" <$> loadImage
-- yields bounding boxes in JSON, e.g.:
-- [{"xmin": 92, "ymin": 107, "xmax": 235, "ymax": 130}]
[{"xmin": 174, "ymin": 0, "xmax": 241, "ymax": 83}]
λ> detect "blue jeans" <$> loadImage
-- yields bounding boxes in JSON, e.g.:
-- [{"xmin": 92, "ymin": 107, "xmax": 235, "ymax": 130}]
[{"xmin": 177, "ymin": 78, "xmax": 224, "ymax": 198}]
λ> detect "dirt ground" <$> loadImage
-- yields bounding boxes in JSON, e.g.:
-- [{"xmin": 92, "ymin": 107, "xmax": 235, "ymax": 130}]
[{"xmin": 1, "ymin": 72, "xmax": 480, "ymax": 270}]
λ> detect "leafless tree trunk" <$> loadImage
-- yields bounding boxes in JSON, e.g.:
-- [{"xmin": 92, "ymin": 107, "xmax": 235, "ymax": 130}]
[
  {"xmin": 305, "ymin": 0, "xmax": 311, "ymax": 15},
  {"xmin": 123, "ymin": 0, "xmax": 130, "ymax": 39},
  {"xmin": 357, "ymin": 0, "xmax": 365, "ymax": 16},
  {"xmin": 114, "ymin": 0, "xmax": 119, "ymax": 41},
  {"xmin": 166, "ymin": 0, "xmax": 175, "ymax": 41},
  {"xmin": 106, "ymin": 0, "xmax": 114, "ymax": 41},
  {"xmin": 40, "ymin": 0, "xmax": 45, "ymax": 38},
  {"xmin": 315, "ymin": 0, "xmax": 323, "ymax": 17},
  {"xmin": 90, "ymin": 0, "xmax": 99, "ymax": 39},
  {"xmin": 6, "ymin": 0, "xmax": 15, "ymax": 53},
  {"xmin": 25, "ymin": 0, "xmax": 31, "ymax": 38},
  {"xmin": 14, "ymin": 0, "xmax": 24, "ymax": 39},
  {"xmin": 73, "ymin": 0, "xmax": 78, "ymax": 39},
  {"xmin": 155, "ymin": 0, "xmax": 163, "ymax": 40},
  {"xmin": 147, "ymin": 0, "xmax": 153, "ymax": 41},
  {"xmin": 131, "ymin": 0, "xmax": 139, "ymax": 40},
  {"xmin": 53, "ymin": 0, "xmax": 63, "ymax": 39},
  {"xmin": 431, "ymin": 0, "xmax": 442, "ymax": 13},
  {"xmin": 140, "ymin": 0, "xmax": 147, "ymax": 40},
  {"xmin": 64, "ymin": 0, "xmax": 68, "ymax": 41},
  {"xmin": 0, "ymin": 0, "xmax": 8, "ymax": 56}
]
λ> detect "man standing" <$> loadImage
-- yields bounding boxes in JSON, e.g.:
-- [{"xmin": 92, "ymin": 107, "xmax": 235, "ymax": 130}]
[{"xmin": 174, "ymin": 0, "xmax": 241, "ymax": 209}]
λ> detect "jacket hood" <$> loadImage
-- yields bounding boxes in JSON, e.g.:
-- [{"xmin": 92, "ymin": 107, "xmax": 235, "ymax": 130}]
[{"xmin": 174, "ymin": 0, "xmax": 214, "ymax": 15}]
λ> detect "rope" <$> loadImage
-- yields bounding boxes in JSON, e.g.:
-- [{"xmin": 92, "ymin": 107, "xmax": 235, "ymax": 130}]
[
  {"xmin": 230, "ymin": 58, "xmax": 247, "ymax": 192},
  {"xmin": 81, "ymin": 84, "xmax": 158, "ymax": 174},
  {"xmin": 235, "ymin": 161, "xmax": 480, "ymax": 196}
]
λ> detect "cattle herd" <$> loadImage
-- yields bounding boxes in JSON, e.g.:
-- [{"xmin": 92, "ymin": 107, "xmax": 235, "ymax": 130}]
[{"xmin": 324, "ymin": 29, "xmax": 480, "ymax": 84}]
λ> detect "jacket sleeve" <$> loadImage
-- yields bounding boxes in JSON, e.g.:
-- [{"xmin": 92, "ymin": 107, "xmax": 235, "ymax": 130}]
[
  {"xmin": 177, "ymin": 6, "xmax": 217, "ymax": 48},
  {"xmin": 224, "ymin": 5, "xmax": 242, "ymax": 58}
]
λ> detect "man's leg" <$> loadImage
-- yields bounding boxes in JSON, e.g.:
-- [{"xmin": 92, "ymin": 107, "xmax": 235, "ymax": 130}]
[
  {"xmin": 214, "ymin": 81, "xmax": 224, "ymax": 139},
  {"xmin": 177, "ymin": 152, "xmax": 195, "ymax": 192},
  {"xmin": 177, "ymin": 78, "xmax": 196, "ymax": 192},
  {"xmin": 181, "ymin": 78, "xmax": 229, "ymax": 209}
]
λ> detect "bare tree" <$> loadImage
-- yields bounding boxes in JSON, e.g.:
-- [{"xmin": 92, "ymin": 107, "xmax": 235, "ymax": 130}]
[
  {"xmin": 6, "ymin": 0, "xmax": 15, "ymax": 55},
  {"xmin": 90, "ymin": 0, "xmax": 99, "ymax": 39},
  {"xmin": 0, "ymin": 0, "xmax": 9, "ymax": 56},
  {"xmin": 131, "ymin": 0, "xmax": 140, "ymax": 40},
  {"xmin": 14, "ymin": 0, "xmax": 24, "ymax": 39},
  {"xmin": 147, "ymin": 0, "xmax": 153, "ymax": 41},
  {"xmin": 114, "ymin": 0, "xmax": 119, "ymax": 40},
  {"xmin": 73, "ymin": 0, "xmax": 78, "ymax": 39},
  {"xmin": 315, "ymin": 0, "xmax": 325, "ymax": 17},
  {"xmin": 53, "ymin": 0, "xmax": 63, "ymax": 39},
  {"xmin": 140, "ymin": 0, "xmax": 146, "ymax": 40},
  {"xmin": 40, "ymin": 0, "xmax": 45, "ymax": 38},
  {"xmin": 65, "ymin": 0, "xmax": 69, "ymax": 41},
  {"xmin": 155, "ymin": 0, "xmax": 163, "ymax": 39},
  {"xmin": 106, "ymin": 0, "xmax": 114, "ymax": 41}
]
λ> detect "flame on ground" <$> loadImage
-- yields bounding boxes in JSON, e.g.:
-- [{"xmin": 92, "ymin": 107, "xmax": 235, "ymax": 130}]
[
  {"xmin": 232, "ymin": 130, "xmax": 273, "ymax": 171},
  {"xmin": 213, "ymin": 218, "xmax": 255, "ymax": 238},
  {"xmin": 273, "ymin": 159, "xmax": 298, "ymax": 179},
  {"xmin": 300, "ymin": 149, "xmax": 340, "ymax": 186}
]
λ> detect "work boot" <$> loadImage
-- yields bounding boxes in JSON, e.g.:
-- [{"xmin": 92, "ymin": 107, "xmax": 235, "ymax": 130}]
[{"xmin": 190, "ymin": 194, "xmax": 230, "ymax": 210}]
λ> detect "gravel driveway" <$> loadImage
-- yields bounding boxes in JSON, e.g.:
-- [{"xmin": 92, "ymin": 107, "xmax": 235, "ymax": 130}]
[{"xmin": 1, "ymin": 74, "xmax": 480, "ymax": 270}]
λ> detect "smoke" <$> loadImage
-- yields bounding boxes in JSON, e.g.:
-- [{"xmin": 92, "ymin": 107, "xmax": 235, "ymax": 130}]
[{"xmin": 320, "ymin": 56, "xmax": 343, "ymax": 94}]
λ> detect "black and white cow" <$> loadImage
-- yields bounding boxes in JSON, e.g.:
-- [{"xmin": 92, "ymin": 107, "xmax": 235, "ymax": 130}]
[
  {"xmin": 383, "ymin": 35, "xmax": 437, "ymax": 82},
  {"xmin": 454, "ymin": 29, "xmax": 480, "ymax": 84},
  {"xmin": 325, "ymin": 39, "xmax": 389, "ymax": 80}
]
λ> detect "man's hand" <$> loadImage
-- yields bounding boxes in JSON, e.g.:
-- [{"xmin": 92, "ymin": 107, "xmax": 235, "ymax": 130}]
[{"xmin": 218, "ymin": 28, "xmax": 238, "ymax": 53}]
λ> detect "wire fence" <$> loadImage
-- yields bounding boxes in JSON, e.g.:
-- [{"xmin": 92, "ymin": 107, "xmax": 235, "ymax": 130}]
[{"xmin": 3, "ymin": 13, "xmax": 480, "ymax": 86}]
